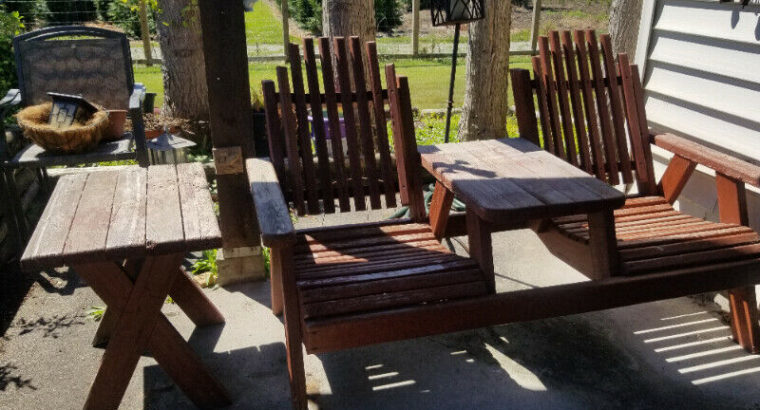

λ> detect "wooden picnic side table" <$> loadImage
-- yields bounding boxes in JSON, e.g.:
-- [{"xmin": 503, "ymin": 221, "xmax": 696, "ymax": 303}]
[
  {"xmin": 20, "ymin": 163, "xmax": 231, "ymax": 410},
  {"xmin": 419, "ymin": 137, "xmax": 627, "ymax": 283}
]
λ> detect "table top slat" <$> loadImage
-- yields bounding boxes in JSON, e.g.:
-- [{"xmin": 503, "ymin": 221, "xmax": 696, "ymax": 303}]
[
  {"xmin": 20, "ymin": 173, "xmax": 88, "ymax": 270},
  {"xmin": 146, "ymin": 165, "xmax": 185, "ymax": 254},
  {"xmin": 106, "ymin": 168, "xmax": 148, "ymax": 259},
  {"xmin": 419, "ymin": 138, "xmax": 626, "ymax": 222},
  {"xmin": 177, "ymin": 163, "xmax": 222, "ymax": 250},
  {"xmin": 63, "ymin": 171, "xmax": 120, "ymax": 264}
]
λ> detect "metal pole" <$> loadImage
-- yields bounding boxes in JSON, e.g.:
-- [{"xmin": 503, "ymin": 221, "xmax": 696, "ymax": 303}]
[
  {"xmin": 444, "ymin": 23, "xmax": 461, "ymax": 143},
  {"xmin": 412, "ymin": 0, "xmax": 420, "ymax": 56},
  {"xmin": 281, "ymin": 0, "xmax": 290, "ymax": 62},
  {"xmin": 529, "ymin": 0, "xmax": 543, "ymax": 54}
]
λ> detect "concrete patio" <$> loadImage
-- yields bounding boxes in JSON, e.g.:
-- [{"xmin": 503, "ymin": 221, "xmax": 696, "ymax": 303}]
[{"xmin": 2, "ymin": 208, "xmax": 760, "ymax": 409}]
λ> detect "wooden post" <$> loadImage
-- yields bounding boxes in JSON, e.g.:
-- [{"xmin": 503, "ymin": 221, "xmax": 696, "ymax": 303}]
[
  {"xmin": 138, "ymin": 0, "xmax": 153, "ymax": 66},
  {"xmin": 411, "ymin": 0, "xmax": 420, "ymax": 56},
  {"xmin": 529, "ymin": 0, "xmax": 542, "ymax": 55},
  {"xmin": 281, "ymin": 0, "xmax": 290, "ymax": 62},
  {"xmin": 198, "ymin": 0, "xmax": 266, "ymax": 284}
]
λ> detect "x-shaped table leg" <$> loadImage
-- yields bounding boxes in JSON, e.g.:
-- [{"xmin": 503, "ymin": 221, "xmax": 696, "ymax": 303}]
[{"xmin": 74, "ymin": 254, "xmax": 230, "ymax": 410}]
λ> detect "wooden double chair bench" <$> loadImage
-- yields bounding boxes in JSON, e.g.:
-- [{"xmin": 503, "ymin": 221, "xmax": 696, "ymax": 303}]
[{"xmin": 247, "ymin": 32, "xmax": 760, "ymax": 408}]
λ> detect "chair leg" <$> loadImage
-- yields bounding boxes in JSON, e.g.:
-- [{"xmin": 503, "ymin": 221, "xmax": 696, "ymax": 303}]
[
  {"xmin": 274, "ymin": 245, "xmax": 308, "ymax": 409},
  {"xmin": 728, "ymin": 286, "xmax": 760, "ymax": 354},
  {"xmin": 3, "ymin": 168, "xmax": 27, "ymax": 245}
]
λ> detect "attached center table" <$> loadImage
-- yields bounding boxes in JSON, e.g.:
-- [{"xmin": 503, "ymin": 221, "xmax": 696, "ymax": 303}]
[{"xmin": 20, "ymin": 163, "xmax": 230, "ymax": 409}]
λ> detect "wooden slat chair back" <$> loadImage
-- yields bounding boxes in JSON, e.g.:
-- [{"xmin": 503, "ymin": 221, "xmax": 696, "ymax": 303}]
[
  {"xmin": 511, "ymin": 30, "xmax": 657, "ymax": 195},
  {"xmin": 511, "ymin": 29, "xmax": 760, "ymax": 355},
  {"xmin": 262, "ymin": 36, "xmax": 423, "ymax": 217}
]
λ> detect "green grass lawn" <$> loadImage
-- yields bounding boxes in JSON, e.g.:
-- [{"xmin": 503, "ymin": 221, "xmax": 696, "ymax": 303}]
[{"xmin": 245, "ymin": 1, "xmax": 299, "ymax": 46}]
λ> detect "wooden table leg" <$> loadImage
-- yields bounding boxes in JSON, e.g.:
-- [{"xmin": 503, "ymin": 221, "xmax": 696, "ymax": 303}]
[
  {"xmin": 466, "ymin": 208, "xmax": 495, "ymax": 294},
  {"xmin": 429, "ymin": 181, "xmax": 454, "ymax": 240},
  {"xmin": 75, "ymin": 255, "xmax": 230, "ymax": 409},
  {"xmin": 587, "ymin": 209, "xmax": 619, "ymax": 279}
]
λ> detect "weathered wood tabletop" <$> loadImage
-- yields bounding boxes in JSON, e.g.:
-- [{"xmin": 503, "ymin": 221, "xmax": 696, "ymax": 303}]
[
  {"xmin": 21, "ymin": 162, "xmax": 221, "ymax": 269},
  {"xmin": 19, "ymin": 163, "xmax": 229, "ymax": 410},
  {"xmin": 418, "ymin": 138, "xmax": 626, "ymax": 223}
]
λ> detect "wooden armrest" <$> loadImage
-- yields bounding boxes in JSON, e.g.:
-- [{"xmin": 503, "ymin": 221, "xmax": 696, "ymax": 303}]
[
  {"xmin": 653, "ymin": 133, "xmax": 760, "ymax": 188},
  {"xmin": 246, "ymin": 157, "xmax": 296, "ymax": 247}
]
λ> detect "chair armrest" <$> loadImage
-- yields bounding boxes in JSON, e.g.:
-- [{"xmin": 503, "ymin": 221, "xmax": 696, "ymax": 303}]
[
  {"xmin": 653, "ymin": 133, "xmax": 760, "ymax": 188},
  {"xmin": 129, "ymin": 85, "xmax": 145, "ymax": 111},
  {"xmin": 246, "ymin": 157, "xmax": 296, "ymax": 247},
  {"xmin": 129, "ymin": 86, "xmax": 149, "ymax": 167},
  {"xmin": 0, "ymin": 89, "xmax": 21, "ymax": 108}
]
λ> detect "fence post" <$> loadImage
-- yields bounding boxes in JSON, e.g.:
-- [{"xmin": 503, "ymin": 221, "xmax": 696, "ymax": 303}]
[
  {"xmin": 138, "ymin": 0, "xmax": 153, "ymax": 66},
  {"xmin": 412, "ymin": 0, "xmax": 420, "ymax": 56},
  {"xmin": 529, "ymin": 0, "xmax": 542, "ymax": 54},
  {"xmin": 281, "ymin": 0, "xmax": 290, "ymax": 62}
]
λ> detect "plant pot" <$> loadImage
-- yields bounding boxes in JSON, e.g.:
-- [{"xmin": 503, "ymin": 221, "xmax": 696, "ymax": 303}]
[
  {"xmin": 145, "ymin": 128, "xmax": 163, "ymax": 140},
  {"xmin": 104, "ymin": 109, "xmax": 127, "ymax": 141}
]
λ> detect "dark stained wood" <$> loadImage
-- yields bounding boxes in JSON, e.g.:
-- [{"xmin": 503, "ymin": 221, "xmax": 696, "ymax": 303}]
[
  {"xmin": 198, "ymin": 0, "xmax": 259, "ymax": 249},
  {"xmin": 729, "ymin": 286, "xmax": 760, "ymax": 353},
  {"xmin": 655, "ymin": 133, "xmax": 760, "ymax": 189},
  {"xmin": 560, "ymin": 31, "xmax": 593, "ymax": 173},
  {"xmin": 617, "ymin": 54, "xmax": 657, "ymax": 194},
  {"xmin": 146, "ymin": 165, "xmax": 184, "ymax": 254},
  {"xmin": 365, "ymin": 41, "xmax": 397, "ymax": 207},
  {"xmin": 172, "ymin": 266, "xmax": 226, "ymax": 327},
  {"xmin": 573, "ymin": 30, "xmax": 606, "ymax": 181},
  {"xmin": 467, "ymin": 208, "xmax": 495, "ymax": 293},
  {"xmin": 63, "ymin": 171, "xmax": 119, "ymax": 264},
  {"xmin": 538, "ymin": 37, "xmax": 565, "ymax": 158},
  {"xmin": 510, "ymin": 69, "xmax": 540, "ymax": 145},
  {"xmin": 587, "ymin": 209, "xmax": 619, "ymax": 279},
  {"xmin": 288, "ymin": 43, "xmax": 320, "ymax": 213},
  {"xmin": 619, "ymin": 232, "xmax": 760, "ymax": 261},
  {"xmin": 177, "ymin": 162, "xmax": 223, "ymax": 251},
  {"xmin": 531, "ymin": 57, "xmax": 556, "ymax": 154},
  {"xmin": 277, "ymin": 66, "xmax": 307, "ymax": 215},
  {"xmin": 549, "ymin": 32, "xmax": 578, "ymax": 166},
  {"xmin": 658, "ymin": 154, "xmax": 697, "ymax": 204},
  {"xmin": 630, "ymin": 66, "xmax": 657, "ymax": 190},
  {"xmin": 717, "ymin": 173, "xmax": 749, "ymax": 226},
  {"xmin": 599, "ymin": 34, "xmax": 633, "ymax": 184},
  {"xmin": 262, "ymin": 80, "xmax": 286, "ymax": 183},
  {"xmin": 275, "ymin": 245, "xmax": 308, "ymax": 410},
  {"xmin": 318, "ymin": 37, "xmax": 351, "ymax": 212},
  {"xmin": 585, "ymin": 30, "xmax": 620, "ymax": 185},
  {"xmin": 624, "ymin": 243, "xmax": 760, "ymax": 275},
  {"xmin": 350, "ymin": 36, "xmax": 382, "ymax": 209},
  {"xmin": 20, "ymin": 173, "xmax": 87, "ymax": 270},
  {"xmin": 302, "ymin": 38, "xmax": 335, "ymax": 213},
  {"xmin": 334, "ymin": 37, "xmax": 367, "ymax": 210},
  {"xmin": 387, "ymin": 67, "xmax": 426, "ymax": 221},
  {"xmin": 246, "ymin": 158, "xmax": 296, "ymax": 247},
  {"xmin": 105, "ymin": 168, "xmax": 147, "ymax": 259},
  {"xmin": 429, "ymin": 181, "xmax": 454, "ymax": 240}
]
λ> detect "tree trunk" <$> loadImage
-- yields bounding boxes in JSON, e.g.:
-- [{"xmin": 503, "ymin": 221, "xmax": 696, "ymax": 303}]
[
  {"xmin": 608, "ymin": 0, "xmax": 643, "ymax": 58},
  {"xmin": 156, "ymin": 0, "xmax": 209, "ymax": 120},
  {"xmin": 458, "ymin": 0, "xmax": 512, "ymax": 141},
  {"xmin": 322, "ymin": 0, "xmax": 376, "ymax": 44}
]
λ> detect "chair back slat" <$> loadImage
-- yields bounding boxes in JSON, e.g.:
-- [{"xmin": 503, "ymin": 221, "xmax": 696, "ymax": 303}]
[
  {"xmin": 318, "ymin": 37, "xmax": 352, "ymax": 212},
  {"xmin": 549, "ymin": 32, "xmax": 578, "ymax": 166},
  {"xmin": 537, "ymin": 38, "xmax": 565, "ymax": 158},
  {"xmin": 600, "ymin": 34, "xmax": 634, "ymax": 185},
  {"xmin": 366, "ymin": 42, "xmax": 398, "ymax": 208},
  {"xmin": 276, "ymin": 66, "xmax": 306, "ymax": 215},
  {"xmin": 288, "ymin": 43, "xmax": 321, "ymax": 213},
  {"xmin": 573, "ymin": 30, "xmax": 607, "ymax": 181},
  {"xmin": 14, "ymin": 26, "xmax": 133, "ymax": 109},
  {"xmin": 512, "ymin": 30, "xmax": 656, "ymax": 194},
  {"xmin": 350, "ymin": 37, "xmax": 383, "ymax": 210},
  {"xmin": 303, "ymin": 38, "xmax": 336, "ymax": 213},
  {"xmin": 263, "ymin": 37, "xmax": 418, "ymax": 216},
  {"xmin": 530, "ymin": 57, "xmax": 556, "ymax": 154},
  {"xmin": 585, "ymin": 30, "xmax": 621, "ymax": 185},
  {"xmin": 560, "ymin": 31, "xmax": 592, "ymax": 173},
  {"xmin": 334, "ymin": 37, "xmax": 368, "ymax": 211}
]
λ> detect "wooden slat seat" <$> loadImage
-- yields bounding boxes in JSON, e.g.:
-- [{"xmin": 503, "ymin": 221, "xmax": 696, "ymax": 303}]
[
  {"xmin": 292, "ymin": 222, "xmax": 487, "ymax": 323},
  {"xmin": 550, "ymin": 196, "xmax": 760, "ymax": 275}
]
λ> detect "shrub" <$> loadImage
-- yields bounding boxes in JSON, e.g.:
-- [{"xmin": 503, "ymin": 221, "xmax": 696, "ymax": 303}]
[
  {"xmin": 0, "ymin": 9, "xmax": 24, "ymax": 93},
  {"xmin": 277, "ymin": 0, "xmax": 403, "ymax": 34},
  {"xmin": 44, "ymin": 0, "xmax": 98, "ymax": 24},
  {"xmin": 375, "ymin": 0, "xmax": 402, "ymax": 32}
]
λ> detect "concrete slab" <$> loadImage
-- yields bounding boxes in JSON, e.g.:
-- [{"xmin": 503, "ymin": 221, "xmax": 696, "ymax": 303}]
[{"xmin": 3, "ymin": 223, "xmax": 760, "ymax": 409}]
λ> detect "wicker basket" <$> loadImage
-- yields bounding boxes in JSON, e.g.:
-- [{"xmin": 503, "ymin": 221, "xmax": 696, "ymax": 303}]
[{"xmin": 15, "ymin": 102, "xmax": 109, "ymax": 153}]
